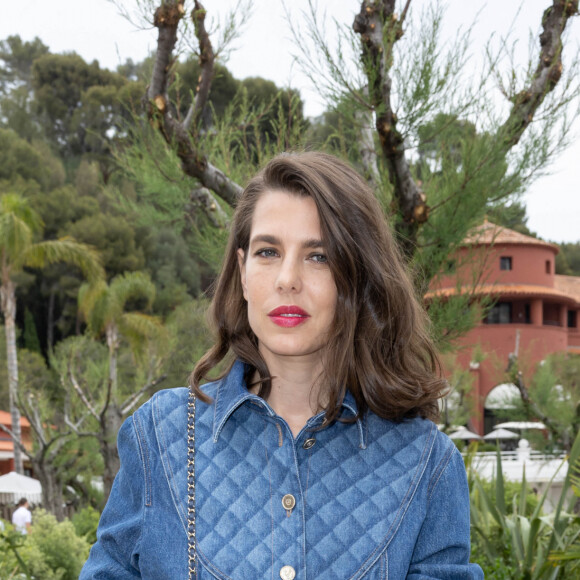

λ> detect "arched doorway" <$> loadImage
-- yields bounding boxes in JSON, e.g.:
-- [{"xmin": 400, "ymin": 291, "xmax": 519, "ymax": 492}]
[{"xmin": 484, "ymin": 383, "xmax": 520, "ymax": 434}]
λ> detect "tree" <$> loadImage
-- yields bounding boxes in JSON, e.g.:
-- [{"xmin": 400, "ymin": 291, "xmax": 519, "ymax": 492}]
[
  {"xmin": 507, "ymin": 351, "xmax": 580, "ymax": 452},
  {"xmin": 0, "ymin": 349, "xmax": 76, "ymax": 519},
  {"xmin": 556, "ymin": 241, "xmax": 580, "ymax": 275},
  {"xmin": 0, "ymin": 36, "xmax": 49, "ymax": 141},
  {"xmin": 0, "ymin": 192, "xmax": 103, "ymax": 473},
  {"xmin": 75, "ymin": 271, "xmax": 167, "ymax": 499},
  {"xmin": 134, "ymin": 0, "xmax": 578, "ymax": 354},
  {"xmin": 31, "ymin": 53, "xmax": 125, "ymax": 153}
]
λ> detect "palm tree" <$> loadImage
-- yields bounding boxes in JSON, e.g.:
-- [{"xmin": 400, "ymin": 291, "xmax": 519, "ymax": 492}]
[
  {"xmin": 78, "ymin": 271, "xmax": 166, "ymax": 499},
  {"xmin": 0, "ymin": 192, "xmax": 103, "ymax": 473}
]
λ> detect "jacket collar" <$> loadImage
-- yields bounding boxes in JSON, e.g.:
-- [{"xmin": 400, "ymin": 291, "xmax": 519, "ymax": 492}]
[{"xmin": 211, "ymin": 360, "xmax": 366, "ymax": 448}]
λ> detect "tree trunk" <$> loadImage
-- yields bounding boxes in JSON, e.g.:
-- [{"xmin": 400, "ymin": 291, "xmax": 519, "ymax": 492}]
[
  {"xmin": 47, "ymin": 284, "xmax": 56, "ymax": 349},
  {"xmin": 1, "ymin": 279, "xmax": 23, "ymax": 474},
  {"xmin": 100, "ymin": 404, "xmax": 123, "ymax": 501},
  {"xmin": 33, "ymin": 458, "xmax": 66, "ymax": 521}
]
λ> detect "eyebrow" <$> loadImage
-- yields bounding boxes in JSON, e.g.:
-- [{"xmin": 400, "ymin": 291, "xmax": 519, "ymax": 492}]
[{"xmin": 250, "ymin": 234, "xmax": 324, "ymax": 249}]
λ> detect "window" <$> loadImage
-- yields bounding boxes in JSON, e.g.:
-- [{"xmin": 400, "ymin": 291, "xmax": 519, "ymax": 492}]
[
  {"xmin": 524, "ymin": 303, "xmax": 531, "ymax": 324},
  {"xmin": 569, "ymin": 310, "xmax": 578, "ymax": 328},
  {"xmin": 500, "ymin": 256, "xmax": 512, "ymax": 271},
  {"xmin": 545, "ymin": 260, "xmax": 551, "ymax": 274},
  {"xmin": 485, "ymin": 302, "xmax": 512, "ymax": 324}
]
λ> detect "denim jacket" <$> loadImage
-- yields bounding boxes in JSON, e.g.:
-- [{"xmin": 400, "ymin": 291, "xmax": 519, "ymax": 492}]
[{"xmin": 81, "ymin": 361, "xmax": 483, "ymax": 579}]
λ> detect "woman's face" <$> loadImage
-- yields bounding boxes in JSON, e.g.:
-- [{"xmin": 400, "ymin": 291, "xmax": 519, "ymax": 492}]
[{"xmin": 238, "ymin": 190, "xmax": 337, "ymax": 368}]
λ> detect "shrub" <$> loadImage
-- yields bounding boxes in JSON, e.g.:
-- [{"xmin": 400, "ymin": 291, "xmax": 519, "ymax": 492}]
[
  {"xmin": 20, "ymin": 509, "xmax": 90, "ymax": 580},
  {"xmin": 72, "ymin": 506, "xmax": 100, "ymax": 545}
]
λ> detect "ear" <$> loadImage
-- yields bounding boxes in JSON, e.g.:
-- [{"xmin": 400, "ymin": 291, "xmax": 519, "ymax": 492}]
[{"xmin": 237, "ymin": 249, "xmax": 248, "ymax": 300}]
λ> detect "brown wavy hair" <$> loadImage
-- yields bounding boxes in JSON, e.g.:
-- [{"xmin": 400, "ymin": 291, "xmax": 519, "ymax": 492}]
[{"xmin": 191, "ymin": 151, "xmax": 445, "ymax": 422}]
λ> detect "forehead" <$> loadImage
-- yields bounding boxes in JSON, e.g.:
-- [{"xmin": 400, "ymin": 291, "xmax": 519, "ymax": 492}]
[{"xmin": 249, "ymin": 190, "xmax": 322, "ymax": 239}]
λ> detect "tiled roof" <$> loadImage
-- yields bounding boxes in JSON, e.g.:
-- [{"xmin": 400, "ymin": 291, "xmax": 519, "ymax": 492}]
[
  {"xmin": 555, "ymin": 275, "xmax": 580, "ymax": 303},
  {"xmin": 426, "ymin": 283, "xmax": 580, "ymax": 306},
  {"xmin": 463, "ymin": 220, "xmax": 558, "ymax": 251},
  {"xmin": 0, "ymin": 411, "xmax": 30, "ymax": 428}
]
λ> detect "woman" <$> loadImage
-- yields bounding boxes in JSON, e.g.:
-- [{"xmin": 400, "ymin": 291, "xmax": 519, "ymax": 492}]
[{"xmin": 81, "ymin": 152, "xmax": 483, "ymax": 579}]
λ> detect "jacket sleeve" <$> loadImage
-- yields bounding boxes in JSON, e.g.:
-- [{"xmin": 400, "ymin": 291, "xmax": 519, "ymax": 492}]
[
  {"xmin": 407, "ymin": 445, "xmax": 484, "ymax": 580},
  {"xmin": 79, "ymin": 415, "xmax": 144, "ymax": 579}
]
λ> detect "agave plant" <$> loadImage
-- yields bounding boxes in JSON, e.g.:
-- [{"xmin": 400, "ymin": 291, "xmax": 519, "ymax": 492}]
[
  {"xmin": 470, "ymin": 431, "xmax": 580, "ymax": 579},
  {"xmin": 547, "ymin": 455, "xmax": 580, "ymax": 574}
]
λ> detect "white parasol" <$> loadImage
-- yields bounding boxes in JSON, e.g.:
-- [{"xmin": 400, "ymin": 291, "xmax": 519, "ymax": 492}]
[
  {"xmin": 448, "ymin": 426, "xmax": 482, "ymax": 440},
  {"xmin": 483, "ymin": 428, "xmax": 519, "ymax": 440},
  {"xmin": 0, "ymin": 471, "xmax": 42, "ymax": 505}
]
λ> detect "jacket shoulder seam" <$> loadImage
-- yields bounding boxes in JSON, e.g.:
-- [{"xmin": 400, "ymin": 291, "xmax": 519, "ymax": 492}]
[
  {"xmin": 427, "ymin": 438, "xmax": 457, "ymax": 501},
  {"xmin": 132, "ymin": 411, "xmax": 152, "ymax": 507}
]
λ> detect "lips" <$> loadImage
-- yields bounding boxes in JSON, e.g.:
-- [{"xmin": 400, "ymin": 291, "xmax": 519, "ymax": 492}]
[{"xmin": 268, "ymin": 305, "xmax": 310, "ymax": 327}]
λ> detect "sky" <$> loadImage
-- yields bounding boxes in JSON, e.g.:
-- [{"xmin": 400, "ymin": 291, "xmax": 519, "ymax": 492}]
[{"xmin": 2, "ymin": 0, "xmax": 579, "ymax": 243}]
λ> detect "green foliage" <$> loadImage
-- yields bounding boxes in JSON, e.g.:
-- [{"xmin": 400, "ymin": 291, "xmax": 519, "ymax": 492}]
[
  {"xmin": 470, "ymin": 432, "xmax": 580, "ymax": 578},
  {"xmin": 18, "ymin": 510, "xmax": 91, "ymax": 580},
  {"xmin": 0, "ymin": 128, "xmax": 58, "ymax": 190},
  {"xmin": 0, "ymin": 35, "xmax": 49, "ymax": 90},
  {"xmin": 0, "ymin": 524, "xmax": 32, "ymax": 579},
  {"xmin": 72, "ymin": 506, "xmax": 100, "ymax": 545},
  {"xmin": 22, "ymin": 307, "xmax": 41, "ymax": 353},
  {"xmin": 31, "ymin": 53, "xmax": 125, "ymax": 152},
  {"xmin": 556, "ymin": 242, "xmax": 580, "ymax": 276},
  {"xmin": 164, "ymin": 298, "xmax": 214, "ymax": 387},
  {"xmin": 506, "ymin": 353, "xmax": 580, "ymax": 452},
  {"xmin": 487, "ymin": 200, "xmax": 534, "ymax": 236},
  {"xmin": 141, "ymin": 227, "xmax": 201, "ymax": 314},
  {"xmin": 439, "ymin": 352, "xmax": 476, "ymax": 428}
]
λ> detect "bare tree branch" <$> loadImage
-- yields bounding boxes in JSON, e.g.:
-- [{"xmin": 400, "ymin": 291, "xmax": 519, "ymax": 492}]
[
  {"xmin": 148, "ymin": 1, "xmax": 185, "ymax": 106},
  {"xmin": 184, "ymin": 1, "xmax": 215, "ymax": 129},
  {"xmin": 63, "ymin": 414, "xmax": 99, "ymax": 438},
  {"xmin": 354, "ymin": 0, "xmax": 427, "ymax": 257},
  {"xmin": 148, "ymin": 0, "xmax": 242, "ymax": 208},
  {"xmin": 25, "ymin": 393, "xmax": 47, "ymax": 447},
  {"xmin": 513, "ymin": 369, "xmax": 562, "ymax": 442},
  {"xmin": 187, "ymin": 186, "xmax": 230, "ymax": 228},
  {"xmin": 500, "ymin": 0, "xmax": 579, "ymax": 147},
  {"xmin": 0, "ymin": 423, "xmax": 28, "ymax": 455},
  {"xmin": 354, "ymin": 0, "xmax": 578, "ymax": 258},
  {"xmin": 68, "ymin": 365, "xmax": 100, "ymax": 421},
  {"xmin": 121, "ymin": 374, "xmax": 168, "ymax": 415}
]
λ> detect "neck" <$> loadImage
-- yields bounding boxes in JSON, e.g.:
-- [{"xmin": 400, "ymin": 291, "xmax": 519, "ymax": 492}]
[{"xmin": 254, "ymin": 353, "xmax": 326, "ymax": 438}]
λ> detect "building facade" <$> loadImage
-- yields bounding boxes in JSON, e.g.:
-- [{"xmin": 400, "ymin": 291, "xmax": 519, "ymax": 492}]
[
  {"xmin": 0, "ymin": 411, "xmax": 32, "ymax": 475},
  {"xmin": 429, "ymin": 220, "xmax": 580, "ymax": 435}
]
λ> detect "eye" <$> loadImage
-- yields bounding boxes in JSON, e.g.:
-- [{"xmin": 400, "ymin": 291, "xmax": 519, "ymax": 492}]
[
  {"xmin": 255, "ymin": 248, "xmax": 278, "ymax": 258},
  {"xmin": 309, "ymin": 253, "xmax": 328, "ymax": 264}
]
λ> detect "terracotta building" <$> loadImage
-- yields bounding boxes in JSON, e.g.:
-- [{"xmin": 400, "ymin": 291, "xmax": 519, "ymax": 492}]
[
  {"xmin": 0, "ymin": 411, "xmax": 32, "ymax": 475},
  {"xmin": 428, "ymin": 220, "xmax": 580, "ymax": 435}
]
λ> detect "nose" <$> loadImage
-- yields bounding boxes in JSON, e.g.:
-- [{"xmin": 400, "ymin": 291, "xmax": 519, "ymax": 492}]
[{"xmin": 275, "ymin": 255, "xmax": 302, "ymax": 293}]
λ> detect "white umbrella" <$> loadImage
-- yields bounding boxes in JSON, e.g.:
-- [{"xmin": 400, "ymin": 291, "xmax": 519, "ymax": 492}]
[
  {"xmin": 494, "ymin": 421, "xmax": 547, "ymax": 430},
  {"xmin": 0, "ymin": 471, "xmax": 42, "ymax": 505},
  {"xmin": 448, "ymin": 427, "xmax": 482, "ymax": 440},
  {"xmin": 483, "ymin": 428, "xmax": 519, "ymax": 440}
]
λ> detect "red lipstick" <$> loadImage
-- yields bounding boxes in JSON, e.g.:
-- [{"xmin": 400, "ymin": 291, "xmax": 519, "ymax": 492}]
[{"xmin": 268, "ymin": 305, "xmax": 310, "ymax": 327}]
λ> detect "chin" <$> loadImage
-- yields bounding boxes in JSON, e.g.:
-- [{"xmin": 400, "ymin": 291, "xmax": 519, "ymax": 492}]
[{"xmin": 261, "ymin": 340, "xmax": 323, "ymax": 360}]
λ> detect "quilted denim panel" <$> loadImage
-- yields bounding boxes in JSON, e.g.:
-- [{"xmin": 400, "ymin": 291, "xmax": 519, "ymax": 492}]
[
  {"xmin": 302, "ymin": 416, "xmax": 435, "ymax": 578},
  {"xmin": 151, "ymin": 379, "xmax": 437, "ymax": 579}
]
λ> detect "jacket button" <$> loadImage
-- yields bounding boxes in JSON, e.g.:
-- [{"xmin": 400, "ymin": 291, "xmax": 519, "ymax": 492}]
[
  {"xmin": 280, "ymin": 565, "xmax": 296, "ymax": 580},
  {"xmin": 302, "ymin": 438, "xmax": 316, "ymax": 450},
  {"xmin": 282, "ymin": 494, "xmax": 296, "ymax": 510}
]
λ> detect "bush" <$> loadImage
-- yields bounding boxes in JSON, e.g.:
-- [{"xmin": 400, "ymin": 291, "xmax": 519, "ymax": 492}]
[
  {"xmin": 72, "ymin": 506, "xmax": 100, "ymax": 545},
  {"xmin": 20, "ymin": 509, "xmax": 90, "ymax": 580},
  {"xmin": 469, "ymin": 432, "xmax": 580, "ymax": 579}
]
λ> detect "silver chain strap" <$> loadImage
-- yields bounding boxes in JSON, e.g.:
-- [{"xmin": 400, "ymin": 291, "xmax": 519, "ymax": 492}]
[{"xmin": 187, "ymin": 390, "xmax": 196, "ymax": 579}]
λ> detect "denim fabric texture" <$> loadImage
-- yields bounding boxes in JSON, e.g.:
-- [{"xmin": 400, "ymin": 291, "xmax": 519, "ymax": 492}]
[{"xmin": 81, "ymin": 361, "xmax": 484, "ymax": 579}]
